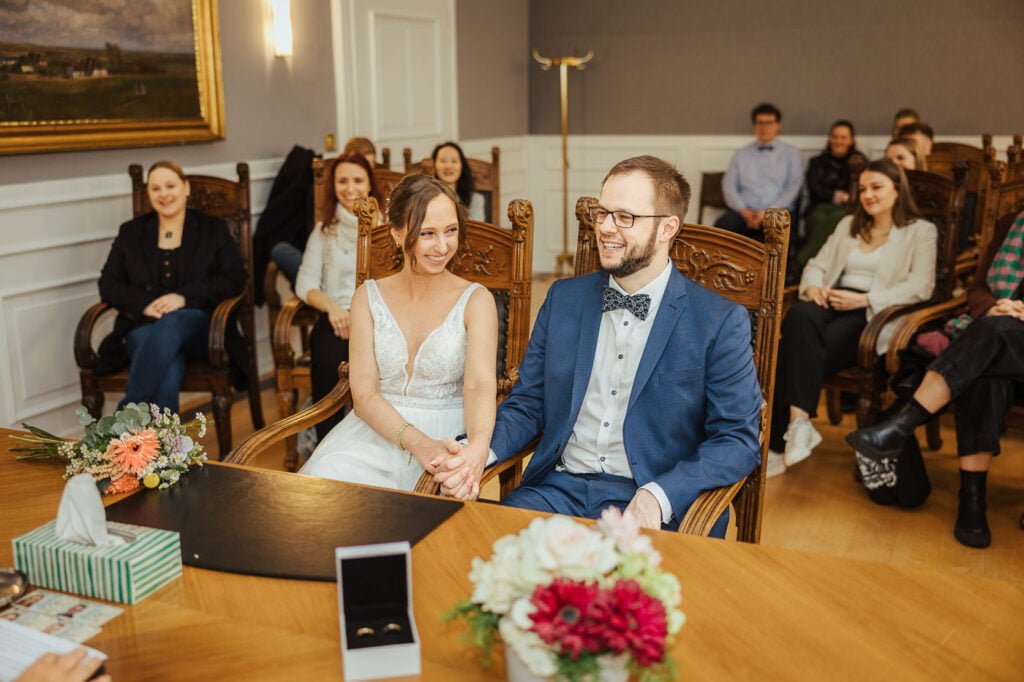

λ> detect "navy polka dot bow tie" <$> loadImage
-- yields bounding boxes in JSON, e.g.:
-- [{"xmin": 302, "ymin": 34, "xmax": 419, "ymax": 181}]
[{"xmin": 602, "ymin": 286, "xmax": 651, "ymax": 320}]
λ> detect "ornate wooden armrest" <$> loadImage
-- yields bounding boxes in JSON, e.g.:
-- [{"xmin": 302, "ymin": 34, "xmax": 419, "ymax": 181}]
[
  {"xmin": 677, "ymin": 478, "xmax": 746, "ymax": 536},
  {"xmin": 207, "ymin": 294, "xmax": 244, "ymax": 368},
  {"xmin": 883, "ymin": 295, "xmax": 968, "ymax": 374},
  {"xmin": 273, "ymin": 297, "xmax": 315, "ymax": 367},
  {"xmin": 74, "ymin": 302, "xmax": 114, "ymax": 370},
  {"xmin": 226, "ymin": 363, "xmax": 353, "ymax": 466},
  {"xmin": 854, "ymin": 300, "xmax": 936, "ymax": 368}
]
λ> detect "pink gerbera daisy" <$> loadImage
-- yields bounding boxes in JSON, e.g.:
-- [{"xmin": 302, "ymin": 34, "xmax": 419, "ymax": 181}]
[{"xmin": 111, "ymin": 429, "xmax": 160, "ymax": 475}]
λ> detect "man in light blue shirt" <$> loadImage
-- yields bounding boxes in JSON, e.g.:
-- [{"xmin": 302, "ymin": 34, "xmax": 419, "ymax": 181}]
[{"xmin": 716, "ymin": 103, "xmax": 803, "ymax": 240}]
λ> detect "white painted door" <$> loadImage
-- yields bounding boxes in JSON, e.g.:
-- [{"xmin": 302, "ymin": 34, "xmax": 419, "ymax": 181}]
[{"xmin": 332, "ymin": 0, "xmax": 457, "ymax": 163}]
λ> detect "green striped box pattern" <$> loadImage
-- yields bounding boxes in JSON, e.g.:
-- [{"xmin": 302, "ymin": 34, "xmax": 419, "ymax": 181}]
[{"xmin": 12, "ymin": 521, "xmax": 182, "ymax": 605}]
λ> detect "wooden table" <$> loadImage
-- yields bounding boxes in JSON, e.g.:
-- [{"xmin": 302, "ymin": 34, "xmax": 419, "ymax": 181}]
[{"xmin": 3, "ymin": 430, "xmax": 1023, "ymax": 681}]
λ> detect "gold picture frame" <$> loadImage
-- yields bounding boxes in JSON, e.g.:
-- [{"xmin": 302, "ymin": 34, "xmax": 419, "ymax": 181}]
[{"xmin": 0, "ymin": 0, "xmax": 224, "ymax": 155}]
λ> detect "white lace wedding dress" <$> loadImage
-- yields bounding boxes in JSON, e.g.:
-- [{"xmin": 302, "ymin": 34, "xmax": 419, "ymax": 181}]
[{"xmin": 299, "ymin": 279, "xmax": 480, "ymax": 490}]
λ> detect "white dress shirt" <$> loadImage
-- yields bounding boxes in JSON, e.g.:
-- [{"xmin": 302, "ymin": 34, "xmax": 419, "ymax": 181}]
[{"xmin": 558, "ymin": 259, "xmax": 676, "ymax": 523}]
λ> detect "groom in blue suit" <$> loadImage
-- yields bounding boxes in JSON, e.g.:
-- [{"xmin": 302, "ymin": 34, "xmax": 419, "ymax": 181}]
[{"xmin": 437, "ymin": 156, "xmax": 761, "ymax": 535}]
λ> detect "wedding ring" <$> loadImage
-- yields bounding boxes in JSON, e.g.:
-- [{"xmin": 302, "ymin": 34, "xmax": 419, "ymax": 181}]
[
  {"xmin": 383, "ymin": 622, "xmax": 402, "ymax": 633},
  {"xmin": 356, "ymin": 626, "xmax": 375, "ymax": 637}
]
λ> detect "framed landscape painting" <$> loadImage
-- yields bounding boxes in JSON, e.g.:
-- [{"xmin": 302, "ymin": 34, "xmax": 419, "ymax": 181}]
[{"xmin": 0, "ymin": 0, "xmax": 224, "ymax": 155}]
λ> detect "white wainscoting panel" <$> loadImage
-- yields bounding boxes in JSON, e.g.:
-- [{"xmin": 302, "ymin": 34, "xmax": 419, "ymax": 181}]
[{"xmin": 0, "ymin": 158, "xmax": 282, "ymax": 436}]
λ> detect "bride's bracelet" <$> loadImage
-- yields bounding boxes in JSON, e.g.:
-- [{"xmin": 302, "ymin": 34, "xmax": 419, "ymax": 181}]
[{"xmin": 394, "ymin": 422, "xmax": 413, "ymax": 450}]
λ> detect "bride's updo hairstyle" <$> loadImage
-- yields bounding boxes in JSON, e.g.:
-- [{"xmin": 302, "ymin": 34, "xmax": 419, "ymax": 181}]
[{"xmin": 388, "ymin": 173, "xmax": 467, "ymax": 270}]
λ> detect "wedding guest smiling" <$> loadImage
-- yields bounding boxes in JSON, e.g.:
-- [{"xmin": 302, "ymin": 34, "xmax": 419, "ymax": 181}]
[
  {"xmin": 97, "ymin": 161, "xmax": 246, "ymax": 413},
  {"xmin": 431, "ymin": 141, "xmax": 486, "ymax": 221}
]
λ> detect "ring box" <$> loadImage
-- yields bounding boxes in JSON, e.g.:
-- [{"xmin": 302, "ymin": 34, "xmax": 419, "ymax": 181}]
[{"xmin": 336, "ymin": 542, "xmax": 420, "ymax": 681}]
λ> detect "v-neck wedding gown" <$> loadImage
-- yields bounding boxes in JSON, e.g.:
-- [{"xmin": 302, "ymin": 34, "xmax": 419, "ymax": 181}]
[{"xmin": 299, "ymin": 279, "xmax": 480, "ymax": 490}]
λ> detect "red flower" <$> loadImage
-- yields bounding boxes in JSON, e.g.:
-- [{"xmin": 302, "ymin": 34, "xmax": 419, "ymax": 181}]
[
  {"xmin": 528, "ymin": 579, "xmax": 601, "ymax": 659},
  {"xmin": 588, "ymin": 580, "xmax": 668, "ymax": 666}
]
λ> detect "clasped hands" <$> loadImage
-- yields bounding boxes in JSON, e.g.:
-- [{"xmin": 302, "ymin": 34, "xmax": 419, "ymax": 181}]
[
  {"xmin": 987, "ymin": 297, "xmax": 1024, "ymax": 320},
  {"xmin": 739, "ymin": 208, "xmax": 765, "ymax": 230},
  {"xmin": 143, "ymin": 293, "xmax": 185, "ymax": 319},
  {"xmin": 805, "ymin": 286, "xmax": 868, "ymax": 311}
]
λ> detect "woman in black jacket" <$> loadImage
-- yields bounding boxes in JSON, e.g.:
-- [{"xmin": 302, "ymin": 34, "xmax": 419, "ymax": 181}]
[
  {"xmin": 797, "ymin": 120, "xmax": 866, "ymax": 266},
  {"xmin": 98, "ymin": 161, "xmax": 246, "ymax": 413}
]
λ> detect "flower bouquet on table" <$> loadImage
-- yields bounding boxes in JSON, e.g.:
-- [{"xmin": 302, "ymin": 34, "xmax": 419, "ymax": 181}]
[
  {"xmin": 445, "ymin": 508, "xmax": 685, "ymax": 682},
  {"xmin": 12, "ymin": 403, "xmax": 210, "ymax": 494}
]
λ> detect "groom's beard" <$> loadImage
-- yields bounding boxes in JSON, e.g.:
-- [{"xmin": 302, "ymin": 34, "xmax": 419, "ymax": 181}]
[{"xmin": 603, "ymin": 225, "xmax": 658, "ymax": 279}]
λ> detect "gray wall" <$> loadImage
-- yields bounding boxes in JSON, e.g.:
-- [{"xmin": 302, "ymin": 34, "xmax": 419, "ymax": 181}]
[
  {"xmin": 0, "ymin": 0, "xmax": 336, "ymax": 185},
  {"xmin": 456, "ymin": 0, "xmax": 530, "ymax": 139},
  {"xmin": 529, "ymin": 0, "xmax": 1024, "ymax": 136}
]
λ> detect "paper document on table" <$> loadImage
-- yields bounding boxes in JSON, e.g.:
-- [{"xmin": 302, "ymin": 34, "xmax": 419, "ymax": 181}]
[{"xmin": 0, "ymin": 620, "xmax": 106, "ymax": 682}]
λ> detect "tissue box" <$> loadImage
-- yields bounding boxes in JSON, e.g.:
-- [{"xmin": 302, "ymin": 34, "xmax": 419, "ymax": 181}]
[
  {"xmin": 336, "ymin": 542, "xmax": 420, "ymax": 681},
  {"xmin": 12, "ymin": 520, "xmax": 181, "ymax": 605}
]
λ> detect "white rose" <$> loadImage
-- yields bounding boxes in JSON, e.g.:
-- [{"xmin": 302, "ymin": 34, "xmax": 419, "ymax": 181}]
[
  {"xmin": 527, "ymin": 515, "xmax": 618, "ymax": 580},
  {"xmin": 500, "ymin": 618, "xmax": 558, "ymax": 678}
]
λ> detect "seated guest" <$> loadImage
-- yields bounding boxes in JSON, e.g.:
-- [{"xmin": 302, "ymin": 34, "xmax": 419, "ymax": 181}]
[
  {"xmin": 798, "ymin": 119, "xmax": 867, "ymax": 266},
  {"xmin": 896, "ymin": 121, "xmax": 935, "ymax": 156},
  {"xmin": 886, "ymin": 137, "xmax": 928, "ymax": 172},
  {"xmin": 435, "ymin": 156, "xmax": 762, "ymax": 535},
  {"xmin": 767, "ymin": 159, "xmax": 937, "ymax": 476},
  {"xmin": 431, "ymin": 141, "xmax": 486, "ymax": 221},
  {"xmin": 295, "ymin": 153, "xmax": 383, "ymax": 440},
  {"xmin": 891, "ymin": 108, "xmax": 920, "ymax": 138},
  {"xmin": 98, "ymin": 161, "xmax": 246, "ymax": 413},
  {"xmin": 344, "ymin": 136, "xmax": 378, "ymax": 167},
  {"xmin": 848, "ymin": 209, "xmax": 1024, "ymax": 548},
  {"xmin": 300, "ymin": 174, "xmax": 498, "ymax": 490},
  {"xmin": 716, "ymin": 103, "xmax": 803, "ymax": 240}
]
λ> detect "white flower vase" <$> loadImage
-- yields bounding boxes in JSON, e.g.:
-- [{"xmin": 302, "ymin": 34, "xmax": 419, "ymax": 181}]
[{"xmin": 506, "ymin": 648, "xmax": 629, "ymax": 682}]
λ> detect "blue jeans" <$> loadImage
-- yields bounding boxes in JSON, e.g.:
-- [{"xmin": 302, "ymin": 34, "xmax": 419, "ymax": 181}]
[
  {"xmin": 120, "ymin": 309, "xmax": 210, "ymax": 413},
  {"xmin": 270, "ymin": 242, "xmax": 303, "ymax": 284}
]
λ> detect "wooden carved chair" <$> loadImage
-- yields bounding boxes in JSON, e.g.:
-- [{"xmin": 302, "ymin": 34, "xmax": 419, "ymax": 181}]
[
  {"xmin": 887, "ymin": 171, "xmax": 1024, "ymax": 450},
  {"xmin": 75, "ymin": 163, "xmax": 264, "ymax": 458},
  {"xmin": 926, "ymin": 136, "xmax": 1000, "ymax": 274},
  {"xmin": 377, "ymin": 147, "xmax": 391, "ymax": 170},
  {"xmin": 1005, "ymin": 135, "xmax": 1024, "ymax": 183},
  {"xmin": 233, "ymin": 195, "xmax": 534, "ymax": 471},
  {"xmin": 466, "ymin": 198, "xmax": 790, "ymax": 543},
  {"xmin": 822, "ymin": 165, "xmax": 968, "ymax": 428},
  {"xmin": 407, "ymin": 147, "xmax": 502, "ymax": 224}
]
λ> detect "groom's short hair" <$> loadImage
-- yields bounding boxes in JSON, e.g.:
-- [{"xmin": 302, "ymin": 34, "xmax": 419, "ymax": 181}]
[{"xmin": 603, "ymin": 156, "xmax": 691, "ymax": 223}]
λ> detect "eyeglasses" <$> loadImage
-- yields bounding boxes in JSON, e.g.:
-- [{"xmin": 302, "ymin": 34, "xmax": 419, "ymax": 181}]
[{"xmin": 589, "ymin": 206, "xmax": 669, "ymax": 229}]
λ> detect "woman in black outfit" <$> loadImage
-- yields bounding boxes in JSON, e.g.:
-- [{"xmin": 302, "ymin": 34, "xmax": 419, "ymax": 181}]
[
  {"xmin": 97, "ymin": 160, "xmax": 246, "ymax": 413},
  {"xmin": 798, "ymin": 120, "xmax": 866, "ymax": 266}
]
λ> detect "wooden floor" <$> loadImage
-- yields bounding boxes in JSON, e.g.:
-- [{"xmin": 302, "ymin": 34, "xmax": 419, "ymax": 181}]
[{"xmin": 197, "ymin": 275, "xmax": 1024, "ymax": 585}]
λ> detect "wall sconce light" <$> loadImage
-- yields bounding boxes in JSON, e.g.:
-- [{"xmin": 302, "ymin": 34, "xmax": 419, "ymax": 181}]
[{"xmin": 270, "ymin": 0, "xmax": 293, "ymax": 58}]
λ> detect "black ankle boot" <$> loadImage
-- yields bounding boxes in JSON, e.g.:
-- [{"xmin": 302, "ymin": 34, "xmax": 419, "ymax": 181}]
[
  {"xmin": 954, "ymin": 471, "xmax": 991, "ymax": 548},
  {"xmin": 845, "ymin": 399, "xmax": 931, "ymax": 463}
]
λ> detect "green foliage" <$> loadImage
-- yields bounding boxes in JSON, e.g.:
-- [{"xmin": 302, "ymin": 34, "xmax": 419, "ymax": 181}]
[
  {"xmin": 554, "ymin": 652, "xmax": 600, "ymax": 682},
  {"xmin": 442, "ymin": 600, "xmax": 501, "ymax": 667}
]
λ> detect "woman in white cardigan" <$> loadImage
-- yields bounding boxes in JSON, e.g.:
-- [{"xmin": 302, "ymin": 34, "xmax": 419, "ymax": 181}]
[
  {"xmin": 767, "ymin": 159, "xmax": 937, "ymax": 476},
  {"xmin": 295, "ymin": 152, "xmax": 383, "ymax": 440}
]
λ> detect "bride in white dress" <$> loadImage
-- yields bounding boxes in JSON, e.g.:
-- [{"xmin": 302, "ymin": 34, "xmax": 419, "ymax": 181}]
[{"xmin": 299, "ymin": 174, "xmax": 498, "ymax": 493}]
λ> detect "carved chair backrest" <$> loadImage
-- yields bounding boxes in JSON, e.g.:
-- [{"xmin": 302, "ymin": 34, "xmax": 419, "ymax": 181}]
[
  {"xmin": 926, "ymin": 138, "xmax": 999, "ymax": 253},
  {"xmin": 904, "ymin": 165, "xmax": 968, "ymax": 300},
  {"xmin": 407, "ymin": 147, "xmax": 502, "ymax": 224},
  {"xmin": 353, "ymin": 196, "xmax": 533, "ymax": 387},
  {"xmin": 129, "ymin": 162, "xmax": 254, "ymax": 305},
  {"xmin": 697, "ymin": 172, "xmax": 726, "ymax": 223},
  {"xmin": 983, "ymin": 175, "xmax": 1024, "ymax": 255},
  {"xmin": 1005, "ymin": 135, "xmax": 1024, "ymax": 183},
  {"xmin": 377, "ymin": 147, "xmax": 391, "ymax": 171}
]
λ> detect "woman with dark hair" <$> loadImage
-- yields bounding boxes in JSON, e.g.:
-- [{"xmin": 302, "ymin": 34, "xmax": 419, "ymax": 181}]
[
  {"xmin": 431, "ymin": 141, "xmax": 486, "ymax": 221},
  {"xmin": 767, "ymin": 159, "xmax": 937, "ymax": 476},
  {"xmin": 97, "ymin": 160, "xmax": 246, "ymax": 412},
  {"xmin": 295, "ymin": 152, "xmax": 384, "ymax": 439},
  {"xmin": 848, "ymin": 209, "xmax": 1024, "ymax": 547},
  {"xmin": 798, "ymin": 120, "xmax": 867, "ymax": 266},
  {"xmin": 300, "ymin": 174, "xmax": 498, "ymax": 491}
]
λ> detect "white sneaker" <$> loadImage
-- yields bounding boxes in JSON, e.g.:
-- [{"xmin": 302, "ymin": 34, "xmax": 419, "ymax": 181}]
[
  {"xmin": 783, "ymin": 419, "xmax": 822, "ymax": 467},
  {"xmin": 765, "ymin": 449, "xmax": 787, "ymax": 478}
]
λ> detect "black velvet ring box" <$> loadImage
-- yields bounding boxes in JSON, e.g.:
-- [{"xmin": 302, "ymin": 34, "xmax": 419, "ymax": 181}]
[{"xmin": 335, "ymin": 542, "xmax": 420, "ymax": 680}]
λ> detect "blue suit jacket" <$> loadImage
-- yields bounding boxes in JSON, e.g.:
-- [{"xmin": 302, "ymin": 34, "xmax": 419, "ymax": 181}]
[{"xmin": 491, "ymin": 268, "xmax": 762, "ymax": 524}]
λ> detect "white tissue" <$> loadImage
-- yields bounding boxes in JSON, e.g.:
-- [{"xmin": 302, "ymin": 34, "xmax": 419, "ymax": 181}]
[{"xmin": 55, "ymin": 474, "xmax": 125, "ymax": 546}]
